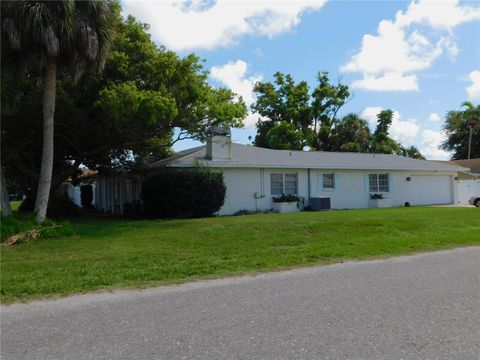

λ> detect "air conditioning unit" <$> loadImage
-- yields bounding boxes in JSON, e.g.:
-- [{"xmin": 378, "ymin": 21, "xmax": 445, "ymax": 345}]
[{"xmin": 310, "ymin": 197, "xmax": 331, "ymax": 211}]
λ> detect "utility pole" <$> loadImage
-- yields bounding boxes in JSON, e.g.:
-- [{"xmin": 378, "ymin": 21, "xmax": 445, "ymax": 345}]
[
  {"xmin": 467, "ymin": 117, "xmax": 476, "ymax": 160},
  {"xmin": 468, "ymin": 125, "xmax": 473, "ymax": 160}
]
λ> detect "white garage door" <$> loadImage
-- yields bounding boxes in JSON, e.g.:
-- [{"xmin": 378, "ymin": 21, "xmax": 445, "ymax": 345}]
[{"xmin": 410, "ymin": 176, "xmax": 452, "ymax": 205}]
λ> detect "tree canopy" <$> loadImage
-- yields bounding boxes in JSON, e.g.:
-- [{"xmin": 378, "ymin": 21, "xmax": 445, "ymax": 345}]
[
  {"xmin": 252, "ymin": 71, "xmax": 350, "ymax": 151},
  {"xmin": 1, "ymin": 13, "xmax": 247, "ymax": 199},
  {"xmin": 251, "ymin": 72, "xmax": 423, "ymax": 158},
  {"xmin": 441, "ymin": 102, "xmax": 480, "ymax": 159},
  {"xmin": 1, "ymin": 0, "xmax": 116, "ymax": 222}
]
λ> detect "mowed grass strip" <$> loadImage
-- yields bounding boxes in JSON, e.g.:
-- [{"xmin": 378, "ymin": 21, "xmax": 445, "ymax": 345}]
[{"xmin": 1, "ymin": 207, "xmax": 479, "ymax": 302}]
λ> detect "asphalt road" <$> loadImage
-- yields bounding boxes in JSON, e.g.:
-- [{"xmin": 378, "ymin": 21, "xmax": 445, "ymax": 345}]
[{"xmin": 2, "ymin": 247, "xmax": 480, "ymax": 360}]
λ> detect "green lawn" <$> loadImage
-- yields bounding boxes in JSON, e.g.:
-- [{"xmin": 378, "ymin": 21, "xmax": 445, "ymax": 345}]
[{"xmin": 1, "ymin": 207, "xmax": 479, "ymax": 303}]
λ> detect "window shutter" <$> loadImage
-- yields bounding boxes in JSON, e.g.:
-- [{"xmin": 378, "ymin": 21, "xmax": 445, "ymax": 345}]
[
  {"xmin": 317, "ymin": 173, "xmax": 323, "ymax": 190},
  {"xmin": 389, "ymin": 173, "xmax": 395, "ymax": 193},
  {"xmin": 334, "ymin": 172, "xmax": 341, "ymax": 190},
  {"xmin": 364, "ymin": 173, "xmax": 370, "ymax": 194}
]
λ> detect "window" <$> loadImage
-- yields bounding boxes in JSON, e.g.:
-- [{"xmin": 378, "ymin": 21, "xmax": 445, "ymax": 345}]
[
  {"xmin": 271, "ymin": 173, "xmax": 298, "ymax": 195},
  {"xmin": 284, "ymin": 173, "xmax": 298, "ymax": 194},
  {"xmin": 271, "ymin": 174, "xmax": 284, "ymax": 195},
  {"xmin": 369, "ymin": 173, "xmax": 389, "ymax": 192},
  {"xmin": 322, "ymin": 173, "xmax": 335, "ymax": 189}
]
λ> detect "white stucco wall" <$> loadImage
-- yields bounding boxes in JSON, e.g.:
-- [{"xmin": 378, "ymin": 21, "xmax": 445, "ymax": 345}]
[
  {"xmin": 456, "ymin": 179, "xmax": 480, "ymax": 205},
  {"xmin": 218, "ymin": 168, "xmax": 459, "ymax": 215}
]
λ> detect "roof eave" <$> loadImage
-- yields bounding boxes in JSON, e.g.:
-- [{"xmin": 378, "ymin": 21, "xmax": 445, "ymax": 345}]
[{"xmin": 167, "ymin": 162, "xmax": 466, "ymax": 172}]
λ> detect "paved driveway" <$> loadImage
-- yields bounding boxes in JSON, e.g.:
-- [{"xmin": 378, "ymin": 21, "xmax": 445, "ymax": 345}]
[{"xmin": 2, "ymin": 247, "xmax": 480, "ymax": 360}]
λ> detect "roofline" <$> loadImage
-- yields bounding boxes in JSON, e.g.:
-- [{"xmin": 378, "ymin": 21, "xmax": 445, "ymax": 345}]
[
  {"xmin": 150, "ymin": 145, "xmax": 204, "ymax": 167},
  {"xmin": 166, "ymin": 162, "xmax": 466, "ymax": 172},
  {"xmin": 160, "ymin": 143, "xmax": 468, "ymax": 172}
]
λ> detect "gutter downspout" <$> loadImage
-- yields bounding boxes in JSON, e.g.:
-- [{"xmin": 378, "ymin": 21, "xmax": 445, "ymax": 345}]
[{"xmin": 307, "ymin": 169, "xmax": 311, "ymax": 208}]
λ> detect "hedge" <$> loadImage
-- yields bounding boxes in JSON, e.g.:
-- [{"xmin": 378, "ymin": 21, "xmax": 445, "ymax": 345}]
[{"xmin": 141, "ymin": 168, "xmax": 226, "ymax": 218}]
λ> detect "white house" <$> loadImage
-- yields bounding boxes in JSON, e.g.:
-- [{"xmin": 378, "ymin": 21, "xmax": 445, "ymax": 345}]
[{"xmin": 100, "ymin": 132, "xmax": 465, "ymax": 215}]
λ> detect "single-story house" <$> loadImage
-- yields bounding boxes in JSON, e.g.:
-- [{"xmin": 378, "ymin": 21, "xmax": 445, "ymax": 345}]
[{"xmin": 94, "ymin": 131, "xmax": 469, "ymax": 215}]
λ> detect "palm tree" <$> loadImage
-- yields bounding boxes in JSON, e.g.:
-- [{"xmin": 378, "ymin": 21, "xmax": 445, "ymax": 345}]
[
  {"xmin": 1, "ymin": 1, "xmax": 114, "ymax": 223},
  {"xmin": 0, "ymin": 167, "xmax": 12, "ymax": 216},
  {"xmin": 461, "ymin": 101, "xmax": 480, "ymax": 160},
  {"xmin": 441, "ymin": 102, "xmax": 480, "ymax": 160},
  {"xmin": 333, "ymin": 113, "xmax": 371, "ymax": 152},
  {"xmin": 400, "ymin": 145, "xmax": 425, "ymax": 160}
]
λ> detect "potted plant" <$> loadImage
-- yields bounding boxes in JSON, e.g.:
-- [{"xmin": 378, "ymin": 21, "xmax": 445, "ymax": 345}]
[
  {"xmin": 368, "ymin": 193, "xmax": 392, "ymax": 208},
  {"xmin": 272, "ymin": 194, "xmax": 301, "ymax": 213}
]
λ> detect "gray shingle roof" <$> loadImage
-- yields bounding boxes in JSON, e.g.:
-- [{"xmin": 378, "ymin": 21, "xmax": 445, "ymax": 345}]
[{"xmin": 154, "ymin": 143, "xmax": 467, "ymax": 172}]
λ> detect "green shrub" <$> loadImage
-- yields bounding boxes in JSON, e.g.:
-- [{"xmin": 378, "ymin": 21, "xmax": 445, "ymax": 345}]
[
  {"xmin": 1, "ymin": 216, "xmax": 33, "ymax": 241},
  {"xmin": 80, "ymin": 185, "xmax": 94, "ymax": 209},
  {"xmin": 272, "ymin": 194, "xmax": 301, "ymax": 203},
  {"xmin": 1, "ymin": 215, "xmax": 75, "ymax": 243},
  {"xmin": 141, "ymin": 168, "xmax": 226, "ymax": 218},
  {"xmin": 19, "ymin": 193, "xmax": 80, "ymax": 218},
  {"xmin": 123, "ymin": 200, "xmax": 143, "ymax": 218}
]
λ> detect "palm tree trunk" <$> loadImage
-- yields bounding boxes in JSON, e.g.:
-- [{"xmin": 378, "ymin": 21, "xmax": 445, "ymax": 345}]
[
  {"xmin": 34, "ymin": 59, "xmax": 57, "ymax": 224},
  {"xmin": 0, "ymin": 166, "xmax": 12, "ymax": 216}
]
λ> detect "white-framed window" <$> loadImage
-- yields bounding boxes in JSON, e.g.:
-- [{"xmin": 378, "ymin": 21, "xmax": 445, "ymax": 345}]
[
  {"xmin": 369, "ymin": 173, "xmax": 389, "ymax": 192},
  {"xmin": 271, "ymin": 173, "xmax": 298, "ymax": 195},
  {"xmin": 322, "ymin": 173, "xmax": 335, "ymax": 189}
]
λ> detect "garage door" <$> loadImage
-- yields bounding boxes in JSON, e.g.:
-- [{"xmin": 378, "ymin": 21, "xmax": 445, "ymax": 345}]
[{"xmin": 410, "ymin": 176, "xmax": 452, "ymax": 205}]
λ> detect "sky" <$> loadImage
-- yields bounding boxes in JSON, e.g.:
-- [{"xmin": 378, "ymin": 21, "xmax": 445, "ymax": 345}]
[{"xmin": 122, "ymin": 0, "xmax": 480, "ymax": 160}]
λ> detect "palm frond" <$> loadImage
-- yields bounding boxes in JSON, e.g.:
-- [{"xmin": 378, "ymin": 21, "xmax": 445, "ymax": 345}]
[
  {"xmin": 2, "ymin": 0, "xmax": 115, "ymax": 80},
  {"xmin": 2, "ymin": 18, "xmax": 21, "ymax": 51},
  {"xmin": 461, "ymin": 101, "xmax": 474, "ymax": 110},
  {"xmin": 43, "ymin": 26, "xmax": 60, "ymax": 57}
]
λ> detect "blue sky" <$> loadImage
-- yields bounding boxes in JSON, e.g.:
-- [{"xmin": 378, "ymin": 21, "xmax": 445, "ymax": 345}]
[{"xmin": 122, "ymin": 0, "xmax": 480, "ymax": 159}]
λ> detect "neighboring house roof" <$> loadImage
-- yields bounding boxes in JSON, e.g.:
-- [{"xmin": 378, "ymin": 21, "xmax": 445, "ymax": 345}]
[
  {"xmin": 434, "ymin": 158, "xmax": 480, "ymax": 179},
  {"xmin": 154, "ymin": 143, "xmax": 467, "ymax": 172},
  {"xmin": 449, "ymin": 158, "xmax": 480, "ymax": 173}
]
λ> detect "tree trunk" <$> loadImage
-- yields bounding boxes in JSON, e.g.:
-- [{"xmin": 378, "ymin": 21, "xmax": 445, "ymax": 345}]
[
  {"xmin": 0, "ymin": 166, "xmax": 12, "ymax": 216},
  {"xmin": 34, "ymin": 59, "xmax": 57, "ymax": 224}
]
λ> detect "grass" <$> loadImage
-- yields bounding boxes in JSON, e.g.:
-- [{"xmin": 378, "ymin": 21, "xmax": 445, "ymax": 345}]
[{"xmin": 1, "ymin": 207, "xmax": 479, "ymax": 303}]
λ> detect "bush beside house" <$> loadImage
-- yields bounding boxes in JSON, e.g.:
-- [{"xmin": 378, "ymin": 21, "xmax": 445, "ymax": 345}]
[
  {"xmin": 141, "ymin": 168, "xmax": 226, "ymax": 218},
  {"xmin": 19, "ymin": 194, "xmax": 80, "ymax": 218},
  {"xmin": 80, "ymin": 185, "xmax": 94, "ymax": 210}
]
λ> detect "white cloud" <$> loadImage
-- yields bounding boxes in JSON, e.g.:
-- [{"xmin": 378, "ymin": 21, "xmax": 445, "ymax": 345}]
[
  {"xmin": 394, "ymin": 0, "xmax": 480, "ymax": 29},
  {"xmin": 361, "ymin": 107, "xmax": 385, "ymax": 129},
  {"xmin": 466, "ymin": 70, "xmax": 480, "ymax": 102},
  {"xmin": 360, "ymin": 107, "xmax": 419, "ymax": 146},
  {"xmin": 428, "ymin": 112, "xmax": 441, "ymax": 122},
  {"xmin": 342, "ymin": 23, "xmax": 443, "ymax": 75},
  {"xmin": 342, "ymin": 0, "xmax": 480, "ymax": 91},
  {"xmin": 390, "ymin": 116, "xmax": 420, "ymax": 146},
  {"xmin": 210, "ymin": 60, "xmax": 262, "ymax": 127},
  {"xmin": 351, "ymin": 73, "xmax": 418, "ymax": 92},
  {"xmin": 122, "ymin": 0, "xmax": 326, "ymax": 51},
  {"xmin": 420, "ymin": 129, "xmax": 450, "ymax": 160}
]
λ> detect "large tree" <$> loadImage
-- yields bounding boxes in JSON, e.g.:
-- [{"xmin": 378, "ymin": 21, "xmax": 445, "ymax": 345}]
[
  {"xmin": 251, "ymin": 72, "xmax": 311, "ymax": 148},
  {"xmin": 1, "ymin": 0, "xmax": 115, "ymax": 223},
  {"xmin": 310, "ymin": 72, "xmax": 351, "ymax": 150},
  {"xmin": 1, "ymin": 14, "xmax": 247, "ymax": 204},
  {"xmin": 370, "ymin": 110, "xmax": 401, "ymax": 154},
  {"xmin": 251, "ymin": 71, "xmax": 351, "ymax": 151},
  {"xmin": 441, "ymin": 102, "xmax": 480, "ymax": 159}
]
